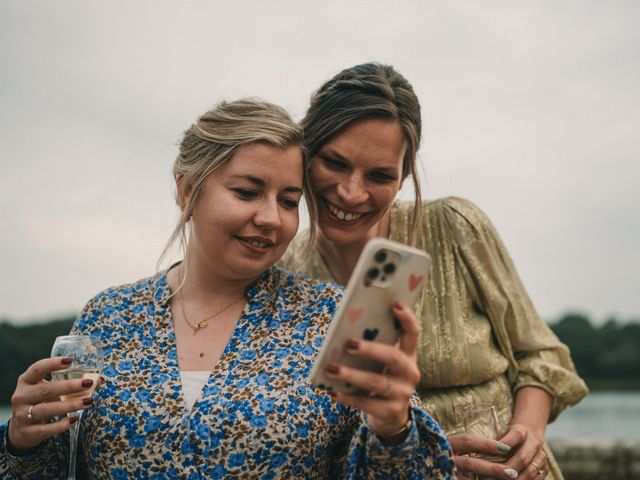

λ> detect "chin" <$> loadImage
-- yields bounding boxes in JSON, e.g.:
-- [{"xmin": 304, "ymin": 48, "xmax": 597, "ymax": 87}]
[
  {"xmin": 234, "ymin": 256, "xmax": 280, "ymax": 279},
  {"xmin": 319, "ymin": 221, "xmax": 366, "ymax": 246}
]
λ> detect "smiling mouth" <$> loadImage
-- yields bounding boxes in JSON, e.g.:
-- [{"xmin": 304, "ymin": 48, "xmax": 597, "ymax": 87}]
[
  {"xmin": 324, "ymin": 199, "xmax": 366, "ymax": 223},
  {"xmin": 236, "ymin": 236, "xmax": 275, "ymax": 250}
]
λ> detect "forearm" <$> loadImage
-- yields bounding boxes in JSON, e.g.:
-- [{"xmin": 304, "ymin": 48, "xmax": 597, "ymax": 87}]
[{"xmin": 510, "ymin": 386, "xmax": 552, "ymax": 442}]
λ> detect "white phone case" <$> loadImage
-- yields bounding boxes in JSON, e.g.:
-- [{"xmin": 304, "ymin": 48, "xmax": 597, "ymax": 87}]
[{"xmin": 309, "ymin": 237, "xmax": 431, "ymax": 394}]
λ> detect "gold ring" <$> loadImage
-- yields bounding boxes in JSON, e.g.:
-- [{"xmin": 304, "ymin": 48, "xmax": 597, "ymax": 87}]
[
  {"xmin": 27, "ymin": 404, "xmax": 36, "ymax": 423},
  {"xmin": 530, "ymin": 461, "xmax": 544, "ymax": 476},
  {"xmin": 380, "ymin": 377, "xmax": 394, "ymax": 398}
]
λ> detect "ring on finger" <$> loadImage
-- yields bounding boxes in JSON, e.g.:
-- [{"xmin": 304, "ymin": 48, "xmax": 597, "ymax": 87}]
[
  {"xmin": 380, "ymin": 376, "xmax": 394, "ymax": 398},
  {"xmin": 27, "ymin": 404, "xmax": 37, "ymax": 423},
  {"xmin": 529, "ymin": 461, "xmax": 544, "ymax": 476}
]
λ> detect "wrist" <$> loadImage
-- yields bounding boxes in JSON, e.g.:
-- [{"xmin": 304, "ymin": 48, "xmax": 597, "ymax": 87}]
[
  {"xmin": 375, "ymin": 416, "xmax": 412, "ymax": 446},
  {"xmin": 6, "ymin": 419, "xmax": 40, "ymax": 457}
]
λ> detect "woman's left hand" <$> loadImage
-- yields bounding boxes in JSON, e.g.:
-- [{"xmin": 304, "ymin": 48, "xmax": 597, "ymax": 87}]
[
  {"xmin": 323, "ymin": 302, "xmax": 421, "ymax": 436},
  {"xmin": 499, "ymin": 424, "xmax": 548, "ymax": 479}
]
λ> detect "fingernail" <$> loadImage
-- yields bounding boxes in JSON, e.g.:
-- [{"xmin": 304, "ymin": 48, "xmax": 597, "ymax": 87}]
[
  {"xmin": 504, "ymin": 467, "xmax": 518, "ymax": 479},
  {"xmin": 497, "ymin": 442, "xmax": 511, "ymax": 453},
  {"xmin": 326, "ymin": 363, "xmax": 340, "ymax": 375},
  {"xmin": 345, "ymin": 339, "xmax": 359, "ymax": 351},
  {"xmin": 392, "ymin": 301, "xmax": 402, "ymax": 309},
  {"xmin": 69, "ymin": 416, "xmax": 79, "ymax": 424},
  {"xmin": 62, "ymin": 357, "xmax": 73, "ymax": 365},
  {"xmin": 81, "ymin": 379, "xmax": 94, "ymax": 388},
  {"xmin": 82, "ymin": 397, "xmax": 94, "ymax": 406}
]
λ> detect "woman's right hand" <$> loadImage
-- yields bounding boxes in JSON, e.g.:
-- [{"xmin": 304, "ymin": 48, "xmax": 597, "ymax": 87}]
[
  {"xmin": 7, "ymin": 356, "xmax": 97, "ymax": 455},
  {"xmin": 449, "ymin": 433, "xmax": 520, "ymax": 479}
]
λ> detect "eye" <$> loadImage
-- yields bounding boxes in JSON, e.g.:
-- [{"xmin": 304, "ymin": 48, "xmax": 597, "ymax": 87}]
[
  {"xmin": 369, "ymin": 171, "xmax": 396, "ymax": 183},
  {"xmin": 233, "ymin": 188, "xmax": 258, "ymax": 199},
  {"xmin": 322, "ymin": 157, "xmax": 347, "ymax": 171},
  {"xmin": 279, "ymin": 197, "xmax": 299, "ymax": 210}
]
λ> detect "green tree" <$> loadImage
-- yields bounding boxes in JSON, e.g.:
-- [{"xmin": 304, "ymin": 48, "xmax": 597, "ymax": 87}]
[{"xmin": 0, "ymin": 317, "xmax": 75, "ymax": 405}]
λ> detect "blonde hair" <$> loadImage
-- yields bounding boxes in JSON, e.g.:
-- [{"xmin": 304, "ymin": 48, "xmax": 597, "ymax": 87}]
[
  {"xmin": 158, "ymin": 98, "xmax": 315, "ymax": 286},
  {"xmin": 302, "ymin": 63, "xmax": 423, "ymax": 245}
]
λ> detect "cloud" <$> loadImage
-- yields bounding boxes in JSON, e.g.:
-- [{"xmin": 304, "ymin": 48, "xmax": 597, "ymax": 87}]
[{"xmin": 1, "ymin": 0, "xmax": 639, "ymax": 323}]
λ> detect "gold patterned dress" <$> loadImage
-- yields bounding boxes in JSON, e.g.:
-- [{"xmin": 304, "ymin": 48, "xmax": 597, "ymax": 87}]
[{"xmin": 280, "ymin": 197, "xmax": 589, "ymax": 479}]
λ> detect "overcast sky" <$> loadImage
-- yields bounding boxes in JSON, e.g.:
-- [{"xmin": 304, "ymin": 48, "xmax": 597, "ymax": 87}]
[{"xmin": 1, "ymin": 0, "xmax": 638, "ymax": 326}]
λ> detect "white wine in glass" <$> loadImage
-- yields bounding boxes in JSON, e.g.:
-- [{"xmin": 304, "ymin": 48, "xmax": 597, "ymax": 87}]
[{"xmin": 51, "ymin": 335, "xmax": 104, "ymax": 480}]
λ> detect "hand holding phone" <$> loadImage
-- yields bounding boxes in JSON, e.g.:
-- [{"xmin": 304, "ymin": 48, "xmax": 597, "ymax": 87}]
[{"xmin": 309, "ymin": 238, "xmax": 431, "ymax": 395}]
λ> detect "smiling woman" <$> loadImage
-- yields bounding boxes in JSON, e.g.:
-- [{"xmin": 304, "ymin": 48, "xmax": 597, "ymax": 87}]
[
  {"xmin": 179, "ymin": 143, "xmax": 303, "ymax": 282},
  {"xmin": 0, "ymin": 98, "xmax": 454, "ymax": 479},
  {"xmin": 281, "ymin": 62, "xmax": 589, "ymax": 480}
]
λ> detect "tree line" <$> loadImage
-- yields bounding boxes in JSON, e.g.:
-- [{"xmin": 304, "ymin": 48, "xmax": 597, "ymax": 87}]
[{"xmin": 1, "ymin": 312, "xmax": 639, "ymax": 405}]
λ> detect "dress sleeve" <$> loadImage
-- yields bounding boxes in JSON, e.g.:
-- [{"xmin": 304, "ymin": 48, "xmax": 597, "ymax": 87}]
[
  {"xmin": 342, "ymin": 398, "xmax": 455, "ymax": 479},
  {"xmin": 441, "ymin": 197, "xmax": 588, "ymax": 421},
  {"xmin": 0, "ymin": 423, "xmax": 67, "ymax": 479},
  {"xmin": 0, "ymin": 293, "xmax": 107, "ymax": 478}
]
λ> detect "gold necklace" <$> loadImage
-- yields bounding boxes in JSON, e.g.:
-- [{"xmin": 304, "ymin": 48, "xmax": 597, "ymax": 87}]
[{"xmin": 180, "ymin": 294, "xmax": 244, "ymax": 335}]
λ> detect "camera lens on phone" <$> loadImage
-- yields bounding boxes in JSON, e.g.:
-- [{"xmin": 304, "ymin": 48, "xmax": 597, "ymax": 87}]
[
  {"xmin": 374, "ymin": 250, "xmax": 387, "ymax": 263},
  {"xmin": 367, "ymin": 267, "xmax": 379, "ymax": 279},
  {"xmin": 383, "ymin": 263, "xmax": 396, "ymax": 275}
]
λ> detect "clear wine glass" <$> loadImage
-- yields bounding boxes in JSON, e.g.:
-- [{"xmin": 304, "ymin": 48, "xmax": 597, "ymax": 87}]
[
  {"xmin": 462, "ymin": 403, "xmax": 508, "ymax": 480},
  {"xmin": 51, "ymin": 335, "xmax": 104, "ymax": 480}
]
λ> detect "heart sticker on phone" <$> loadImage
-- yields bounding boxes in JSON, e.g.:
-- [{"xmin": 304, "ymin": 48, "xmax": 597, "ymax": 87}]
[
  {"xmin": 409, "ymin": 274, "xmax": 423, "ymax": 292},
  {"xmin": 348, "ymin": 307, "xmax": 364, "ymax": 324},
  {"xmin": 330, "ymin": 347, "xmax": 346, "ymax": 363},
  {"xmin": 363, "ymin": 328, "xmax": 379, "ymax": 341}
]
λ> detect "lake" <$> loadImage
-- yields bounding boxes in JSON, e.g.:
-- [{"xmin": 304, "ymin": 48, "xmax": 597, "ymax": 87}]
[
  {"xmin": 1, "ymin": 391, "xmax": 639, "ymax": 440},
  {"xmin": 546, "ymin": 391, "xmax": 640, "ymax": 441}
]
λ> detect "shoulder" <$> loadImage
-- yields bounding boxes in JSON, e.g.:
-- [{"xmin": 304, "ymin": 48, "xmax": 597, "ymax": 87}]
[
  {"xmin": 85, "ymin": 273, "xmax": 161, "ymax": 308},
  {"xmin": 272, "ymin": 266, "xmax": 342, "ymax": 302},
  {"xmin": 433, "ymin": 195, "xmax": 493, "ymax": 225},
  {"xmin": 422, "ymin": 197, "xmax": 499, "ymax": 243},
  {"xmin": 393, "ymin": 196, "xmax": 498, "ymax": 245},
  {"xmin": 271, "ymin": 266, "xmax": 343, "ymax": 314},
  {"xmin": 74, "ymin": 272, "xmax": 164, "ymax": 331}
]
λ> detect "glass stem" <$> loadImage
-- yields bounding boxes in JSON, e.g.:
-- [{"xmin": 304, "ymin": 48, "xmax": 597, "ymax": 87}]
[{"xmin": 67, "ymin": 411, "xmax": 82, "ymax": 480}]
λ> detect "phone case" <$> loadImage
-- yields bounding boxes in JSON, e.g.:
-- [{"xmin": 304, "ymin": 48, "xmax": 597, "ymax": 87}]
[{"xmin": 309, "ymin": 237, "xmax": 431, "ymax": 394}]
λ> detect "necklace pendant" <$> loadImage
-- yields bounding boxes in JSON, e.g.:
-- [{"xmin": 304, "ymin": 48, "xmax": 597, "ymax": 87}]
[{"xmin": 197, "ymin": 320, "xmax": 208, "ymax": 330}]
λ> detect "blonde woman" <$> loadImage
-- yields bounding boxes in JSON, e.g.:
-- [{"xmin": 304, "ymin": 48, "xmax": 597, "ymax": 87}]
[{"xmin": 1, "ymin": 99, "xmax": 454, "ymax": 478}]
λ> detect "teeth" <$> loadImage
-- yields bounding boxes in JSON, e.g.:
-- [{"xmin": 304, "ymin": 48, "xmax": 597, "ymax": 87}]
[
  {"xmin": 327, "ymin": 202, "xmax": 363, "ymax": 222},
  {"xmin": 247, "ymin": 239, "xmax": 268, "ymax": 248}
]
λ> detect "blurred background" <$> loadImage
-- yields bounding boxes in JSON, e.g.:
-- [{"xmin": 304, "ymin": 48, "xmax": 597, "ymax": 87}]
[{"xmin": 1, "ymin": 1, "xmax": 639, "ymax": 473}]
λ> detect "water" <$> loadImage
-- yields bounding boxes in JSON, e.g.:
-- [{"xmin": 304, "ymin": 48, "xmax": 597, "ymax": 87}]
[
  {"xmin": 1, "ymin": 391, "xmax": 639, "ymax": 440},
  {"xmin": 546, "ymin": 391, "xmax": 640, "ymax": 441},
  {"xmin": 1, "ymin": 406, "xmax": 12, "ymax": 424}
]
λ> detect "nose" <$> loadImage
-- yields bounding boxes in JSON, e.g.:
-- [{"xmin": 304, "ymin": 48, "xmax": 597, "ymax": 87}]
[
  {"xmin": 336, "ymin": 174, "xmax": 368, "ymax": 206},
  {"xmin": 253, "ymin": 198, "xmax": 282, "ymax": 229}
]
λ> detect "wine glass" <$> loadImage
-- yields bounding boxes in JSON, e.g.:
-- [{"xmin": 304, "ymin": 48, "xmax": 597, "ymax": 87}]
[
  {"xmin": 462, "ymin": 403, "xmax": 508, "ymax": 480},
  {"xmin": 51, "ymin": 335, "xmax": 104, "ymax": 480}
]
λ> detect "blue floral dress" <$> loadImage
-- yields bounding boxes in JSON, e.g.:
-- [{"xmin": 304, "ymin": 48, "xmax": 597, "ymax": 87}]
[{"xmin": 1, "ymin": 267, "xmax": 454, "ymax": 479}]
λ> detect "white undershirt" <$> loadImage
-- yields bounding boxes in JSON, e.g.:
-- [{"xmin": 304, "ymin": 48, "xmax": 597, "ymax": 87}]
[{"xmin": 180, "ymin": 371, "xmax": 210, "ymax": 409}]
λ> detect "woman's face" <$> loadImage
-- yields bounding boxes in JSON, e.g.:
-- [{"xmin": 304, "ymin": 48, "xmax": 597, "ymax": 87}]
[
  {"xmin": 185, "ymin": 143, "xmax": 303, "ymax": 281},
  {"xmin": 309, "ymin": 119, "xmax": 406, "ymax": 246}
]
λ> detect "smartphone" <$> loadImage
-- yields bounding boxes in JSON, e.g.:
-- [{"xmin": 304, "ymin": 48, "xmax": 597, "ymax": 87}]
[{"xmin": 309, "ymin": 237, "xmax": 431, "ymax": 394}]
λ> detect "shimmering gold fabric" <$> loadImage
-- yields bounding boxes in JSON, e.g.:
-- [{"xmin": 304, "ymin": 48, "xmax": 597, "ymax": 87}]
[{"xmin": 281, "ymin": 197, "xmax": 589, "ymax": 480}]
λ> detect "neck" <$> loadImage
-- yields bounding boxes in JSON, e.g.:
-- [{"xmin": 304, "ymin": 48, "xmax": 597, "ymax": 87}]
[
  {"xmin": 168, "ymin": 253, "xmax": 252, "ymax": 302},
  {"xmin": 318, "ymin": 213, "xmax": 391, "ymax": 286}
]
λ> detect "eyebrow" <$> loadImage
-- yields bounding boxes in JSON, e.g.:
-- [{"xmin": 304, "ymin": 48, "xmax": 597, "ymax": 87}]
[
  {"xmin": 319, "ymin": 148, "xmax": 400, "ymax": 173},
  {"xmin": 231, "ymin": 175, "xmax": 303, "ymax": 193}
]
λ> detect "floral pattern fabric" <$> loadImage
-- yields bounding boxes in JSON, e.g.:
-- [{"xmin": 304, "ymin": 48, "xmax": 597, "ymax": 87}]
[{"xmin": 1, "ymin": 267, "xmax": 454, "ymax": 479}]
